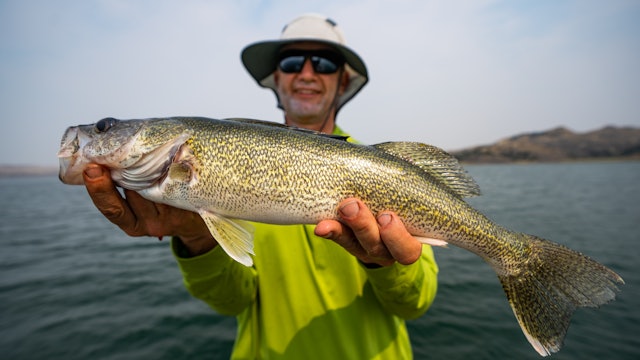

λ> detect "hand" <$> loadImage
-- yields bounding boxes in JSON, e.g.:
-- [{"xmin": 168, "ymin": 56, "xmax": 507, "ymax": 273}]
[
  {"xmin": 314, "ymin": 198, "xmax": 422, "ymax": 267},
  {"xmin": 82, "ymin": 164, "xmax": 216, "ymax": 256}
]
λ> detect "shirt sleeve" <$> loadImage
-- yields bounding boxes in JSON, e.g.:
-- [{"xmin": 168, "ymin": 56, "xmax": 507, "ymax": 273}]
[
  {"xmin": 362, "ymin": 245, "xmax": 439, "ymax": 320},
  {"xmin": 171, "ymin": 237, "xmax": 257, "ymax": 316}
]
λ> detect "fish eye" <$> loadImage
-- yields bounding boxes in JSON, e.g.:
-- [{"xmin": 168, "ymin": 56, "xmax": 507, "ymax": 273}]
[{"xmin": 96, "ymin": 117, "xmax": 118, "ymax": 132}]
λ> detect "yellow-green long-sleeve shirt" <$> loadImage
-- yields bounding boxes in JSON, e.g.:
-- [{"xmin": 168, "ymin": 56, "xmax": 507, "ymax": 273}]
[{"xmin": 172, "ymin": 127, "xmax": 438, "ymax": 359}]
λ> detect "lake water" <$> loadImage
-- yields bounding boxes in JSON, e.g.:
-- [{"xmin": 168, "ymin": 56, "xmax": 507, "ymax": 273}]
[{"xmin": 1, "ymin": 162, "xmax": 638, "ymax": 359}]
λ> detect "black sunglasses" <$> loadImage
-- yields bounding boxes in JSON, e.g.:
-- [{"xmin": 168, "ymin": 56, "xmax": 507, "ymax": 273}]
[{"xmin": 277, "ymin": 50, "xmax": 345, "ymax": 74}]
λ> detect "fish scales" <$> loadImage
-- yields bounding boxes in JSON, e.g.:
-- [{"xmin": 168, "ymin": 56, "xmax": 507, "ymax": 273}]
[
  {"xmin": 178, "ymin": 118, "xmax": 444, "ymax": 227},
  {"xmin": 57, "ymin": 117, "xmax": 623, "ymax": 357}
]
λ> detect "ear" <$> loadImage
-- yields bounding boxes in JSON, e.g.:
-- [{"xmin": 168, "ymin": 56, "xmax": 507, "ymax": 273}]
[{"xmin": 339, "ymin": 71, "xmax": 350, "ymax": 95}]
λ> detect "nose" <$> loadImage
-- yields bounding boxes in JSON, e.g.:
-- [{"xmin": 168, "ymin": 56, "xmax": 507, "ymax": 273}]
[{"xmin": 298, "ymin": 58, "xmax": 316, "ymax": 77}]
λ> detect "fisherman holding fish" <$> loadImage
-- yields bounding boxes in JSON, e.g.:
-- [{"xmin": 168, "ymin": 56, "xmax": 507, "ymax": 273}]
[
  {"xmin": 81, "ymin": 14, "xmax": 438, "ymax": 359},
  {"xmin": 61, "ymin": 11, "xmax": 624, "ymax": 358}
]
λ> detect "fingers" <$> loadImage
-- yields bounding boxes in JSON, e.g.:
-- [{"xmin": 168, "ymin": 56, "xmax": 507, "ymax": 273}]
[
  {"xmin": 123, "ymin": 189, "xmax": 166, "ymax": 237},
  {"xmin": 316, "ymin": 218, "xmax": 390, "ymax": 264},
  {"xmin": 83, "ymin": 164, "xmax": 215, "ymax": 253},
  {"xmin": 83, "ymin": 164, "xmax": 165, "ymax": 237},
  {"xmin": 337, "ymin": 200, "xmax": 394, "ymax": 262},
  {"xmin": 315, "ymin": 199, "xmax": 422, "ymax": 266},
  {"xmin": 83, "ymin": 164, "xmax": 139, "ymax": 233},
  {"xmin": 377, "ymin": 212, "xmax": 423, "ymax": 265}
]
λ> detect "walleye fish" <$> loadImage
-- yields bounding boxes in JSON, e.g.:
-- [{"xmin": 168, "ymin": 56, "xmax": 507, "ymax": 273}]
[{"xmin": 58, "ymin": 117, "xmax": 623, "ymax": 356}]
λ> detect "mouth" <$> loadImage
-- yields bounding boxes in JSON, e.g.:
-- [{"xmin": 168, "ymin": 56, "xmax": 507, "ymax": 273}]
[{"xmin": 294, "ymin": 88, "xmax": 321, "ymax": 96}]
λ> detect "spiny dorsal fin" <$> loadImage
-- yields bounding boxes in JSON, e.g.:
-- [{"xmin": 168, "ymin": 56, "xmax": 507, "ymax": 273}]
[
  {"xmin": 373, "ymin": 142, "xmax": 481, "ymax": 198},
  {"xmin": 224, "ymin": 118, "xmax": 349, "ymax": 141}
]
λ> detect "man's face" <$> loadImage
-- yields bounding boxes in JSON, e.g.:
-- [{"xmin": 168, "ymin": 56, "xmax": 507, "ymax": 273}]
[{"xmin": 274, "ymin": 42, "xmax": 348, "ymax": 125}]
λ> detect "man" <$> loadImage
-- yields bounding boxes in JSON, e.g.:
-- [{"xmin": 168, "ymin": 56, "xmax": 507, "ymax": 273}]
[{"xmin": 83, "ymin": 14, "xmax": 438, "ymax": 359}]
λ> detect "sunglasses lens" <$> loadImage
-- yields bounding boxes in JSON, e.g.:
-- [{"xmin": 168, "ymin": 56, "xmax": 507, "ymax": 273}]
[
  {"xmin": 278, "ymin": 52, "xmax": 343, "ymax": 74},
  {"xmin": 311, "ymin": 56, "xmax": 339, "ymax": 74},
  {"xmin": 278, "ymin": 56, "xmax": 306, "ymax": 73}
]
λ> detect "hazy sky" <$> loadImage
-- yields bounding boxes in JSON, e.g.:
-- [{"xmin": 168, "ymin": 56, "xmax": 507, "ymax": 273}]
[{"xmin": 1, "ymin": 0, "xmax": 639, "ymax": 166}]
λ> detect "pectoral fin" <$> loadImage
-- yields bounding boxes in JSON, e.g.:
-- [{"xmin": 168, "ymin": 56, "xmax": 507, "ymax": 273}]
[{"xmin": 198, "ymin": 210, "xmax": 255, "ymax": 266}]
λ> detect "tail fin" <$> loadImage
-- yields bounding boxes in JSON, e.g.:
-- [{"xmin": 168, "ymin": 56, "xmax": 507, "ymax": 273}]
[{"xmin": 497, "ymin": 234, "xmax": 624, "ymax": 356}]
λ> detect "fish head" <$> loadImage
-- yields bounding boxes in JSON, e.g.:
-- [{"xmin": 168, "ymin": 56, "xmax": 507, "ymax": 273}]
[{"xmin": 58, "ymin": 117, "xmax": 193, "ymax": 190}]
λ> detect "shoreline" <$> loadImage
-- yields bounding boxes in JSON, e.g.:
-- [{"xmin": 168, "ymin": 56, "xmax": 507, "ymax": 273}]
[
  {"xmin": 459, "ymin": 155, "xmax": 640, "ymax": 165},
  {"xmin": 0, "ymin": 165, "xmax": 58, "ymax": 177}
]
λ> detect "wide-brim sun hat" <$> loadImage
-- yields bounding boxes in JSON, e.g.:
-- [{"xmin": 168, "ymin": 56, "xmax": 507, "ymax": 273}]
[{"xmin": 241, "ymin": 13, "xmax": 368, "ymax": 111}]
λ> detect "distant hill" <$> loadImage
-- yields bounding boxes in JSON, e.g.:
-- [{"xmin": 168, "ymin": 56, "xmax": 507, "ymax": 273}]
[{"xmin": 451, "ymin": 126, "xmax": 640, "ymax": 163}]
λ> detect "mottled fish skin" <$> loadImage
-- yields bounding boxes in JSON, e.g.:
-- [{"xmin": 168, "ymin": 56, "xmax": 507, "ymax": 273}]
[{"xmin": 58, "ymin": 117, "xmax": 624, "ymax": 357}]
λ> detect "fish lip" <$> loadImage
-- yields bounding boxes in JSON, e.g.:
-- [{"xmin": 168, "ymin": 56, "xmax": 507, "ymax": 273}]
[
  {"xmin": 57, "ymin": 126, "xmax": 87, "ymax": 185},
  {"xmin": 57, "ymin": 127, "xmax": 79, "ymax": 158},
  {"xmin": 57, "ymin": 156, "xmax": 71, "ymax": 182}
]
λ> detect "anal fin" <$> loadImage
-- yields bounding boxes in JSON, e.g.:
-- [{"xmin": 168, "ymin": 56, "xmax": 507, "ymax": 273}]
[{"xmin": 416, "ymin": 236, "xmax": 449, "ymax": 247}]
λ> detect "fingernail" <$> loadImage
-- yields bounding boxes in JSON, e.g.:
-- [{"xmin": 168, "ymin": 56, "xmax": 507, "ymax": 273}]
[
  {"xmin": 314, "ymin": 224, "xmax": 333, "ymax": 239},
  {"xmin": 377, "ymin": 213, "xmax": 392, "ymax": 227},
  {"xmin": 339, "ymin": 200, "xmax": 359, "ymax": 218},
  {"xmin": 84, "ymin": 166, "xmax": 104, "ymax": 179}
]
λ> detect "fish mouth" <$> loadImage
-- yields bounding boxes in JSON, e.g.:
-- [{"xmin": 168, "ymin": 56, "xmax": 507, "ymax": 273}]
[{"xmin": 57, "ymin": 126, "xmax": 87, "ymax": 185}]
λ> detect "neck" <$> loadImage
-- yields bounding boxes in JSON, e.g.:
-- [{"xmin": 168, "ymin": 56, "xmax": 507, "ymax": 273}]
[{"xmin": 285, "ymin": 113, "xmax": 336, "ymax": 134}]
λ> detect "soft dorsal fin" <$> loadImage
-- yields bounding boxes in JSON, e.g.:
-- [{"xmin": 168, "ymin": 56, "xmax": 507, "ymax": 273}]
[
  {"xmin": 373, "ymin": 142, "xmax": 481, "ymax": 198},
  {"xmin": 223, "ymin": 118, "xmax": 349, "ymax": 141}
]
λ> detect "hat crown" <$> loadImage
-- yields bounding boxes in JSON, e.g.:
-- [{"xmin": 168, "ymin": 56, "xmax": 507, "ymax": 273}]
[{"xmin": 280, "ymin": 14, "xmax": 346, "ymax": 45}]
